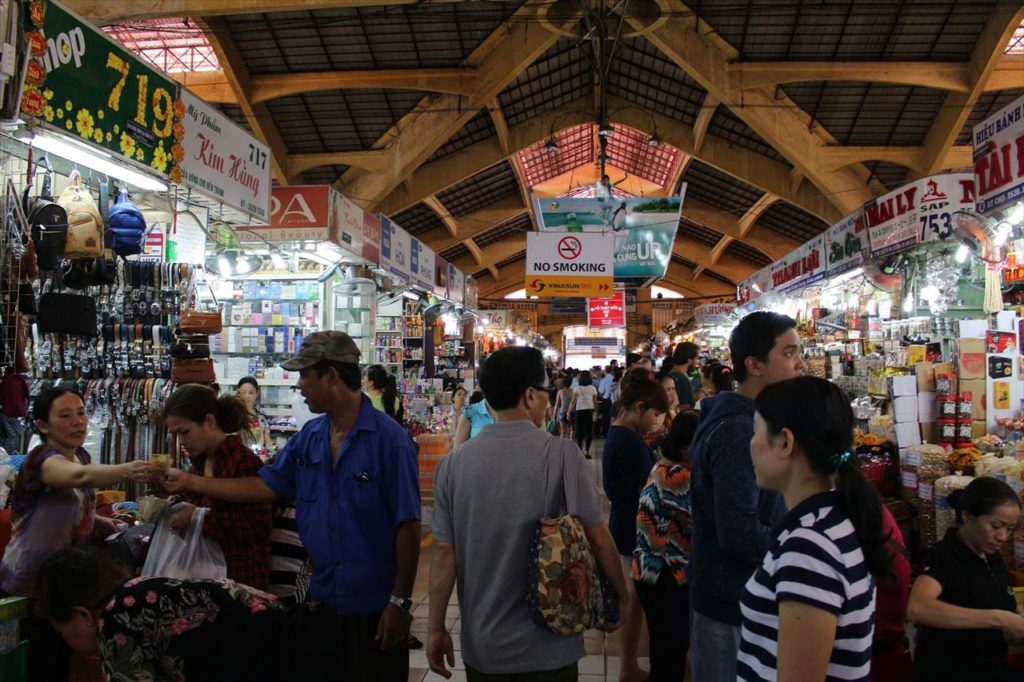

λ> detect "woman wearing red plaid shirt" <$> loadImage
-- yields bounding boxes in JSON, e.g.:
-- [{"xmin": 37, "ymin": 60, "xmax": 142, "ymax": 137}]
[{"xmin": 163, "ymin": 384, "xmax": 273, "ymax": 589}]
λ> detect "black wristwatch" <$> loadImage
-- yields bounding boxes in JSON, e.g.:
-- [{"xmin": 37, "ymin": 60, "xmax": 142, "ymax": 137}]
[{"xmin": 388, "ymin": 595, "xmax": 413, "ymax": 611}]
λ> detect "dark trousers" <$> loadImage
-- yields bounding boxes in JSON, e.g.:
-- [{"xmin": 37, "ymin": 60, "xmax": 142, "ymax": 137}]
[
  {"xmin": 597, "ymin": 399, "xmax": 612, "ymax": 437},
  {"xmin": 635, "ymin": 572, "xmax": 690, "ymax": 682},
  {"xmin": 574, "ymin": 409, "xmax": 594, "ymax": 452},
  {"xmin": 276, "ymin": 603, "xmax": 408, "ymax": 682},
  {"xmin": 467, "ymin": 662, "xmax": 578, "ymax": 681}
]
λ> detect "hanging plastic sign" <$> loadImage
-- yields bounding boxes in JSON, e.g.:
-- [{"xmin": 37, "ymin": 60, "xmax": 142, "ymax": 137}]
[
  {"xmin": 21, "ymin": 0, "xmax": 180, "ymax": 178},
  {"xmin": 770, "ymin": 234, "xmax": 825, "ymax": 292},
  {"xmin": 248, "ymin": 186, "xmax": 330, "ymax": 241},
  {"xmin": 866, "ymin": 173, "xmax": 975, "ymax": 256},
  {"xmin": 409, "ymin": 238, "xmax": 435, "ymax": 291},
  {"xmin": 973, "ymin": 94, "xmax": 1024, "ymax": 215},
  {"xmin": 588, "ymin": 291, "xmax": 626, "ymax": 328},
  {"xmin": 825, "ymin": 208, "xmax": 868, "ymax": 276},
  {"xmin": 447, "ymin": 263, "xmax": 465, "ymax": 305},
  {"xmin": 464, "ymin": 276, "xmax": 479, "ymax": 312},
  {"xmin": 532, "ymin": 188, "xmax": 685, "ymax": 279},
  {"xmin": 380, "ymin": 216, "xmax": 413, "ymax": 282},
  {"xmin": 526, "ymin": 231, "xmax": 614, "ymax": 297},
  {"xmin": 180, "ymin": 89, "xmax": 271, "ymax": 220},
  {"xmin": 481, "ymin": 310, "xmax": 508, "ymax": 329},
  {"xmin": 695, "ymin": 302, "xmax": 736, "ymax": 326},
  {"xmin": 333, "ymin": 193, "xmax": 381, "ymax": 265},
  {"xmin": 737, "ymin": 265, "xmax": 773, "ymax": 305},
  {"xmin": 434, "ymin": 256, "xmax": 450, "ymax": 298}
]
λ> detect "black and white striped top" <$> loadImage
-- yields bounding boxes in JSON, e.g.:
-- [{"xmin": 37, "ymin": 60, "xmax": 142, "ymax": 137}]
[{"xmin": 738, "ymin": 490, "xmax": 876, "ymax": 681}]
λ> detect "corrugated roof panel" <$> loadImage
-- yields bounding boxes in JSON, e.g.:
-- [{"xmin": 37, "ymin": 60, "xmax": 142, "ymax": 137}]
[
  {"xmin": 725, "ymin": 241, "xmax": 772, "ymax": 268},
  {"xmin": 518, "ymin": 124, "xmax": 594, "ymax": 187},
  {"xmin": 496, "ymin": 250, "xmax": 525, "ymax": 268},
  {"xmin": 677, "ymin": 219, "xmax": 722, "ymax": 248},
  {"xmin": 302, "ymin": 164, "xmax": 349, "ymax": 186},
  {"xmin": 606, "ymin": 124, "xmax": 682, "ymax": 187},
  {"xmin": 606, "ymin": 37, "xmax": 707, "ymax": 126},
  {"xmin": 440, "ymin": 243, "xmax": 469, "ymax": 262},
  {"xmin": 499, "ymin": 39, "xmax": 592, "ymax": 127},
  {"xmin": 682, "ymin": 160, "xmax": 763, "ymax": 217},
  {"xmin": 957, "ymin": 88, "xmax": 1024, "ymax": 146},
  {"xmin": 755, "ymin": 202, "xmax": 830, "ymax": 242},
  {"xmin": 391, "ymin": 203, "xmax": 446, "ymax": 237},
  {"xmin": 437, "ymin": 161, "xmax": 520, "ymax": 217},
  {"xmin": 266, "ymin": 90, "xmax": 425, "ymax": 153},
  {"xmin": 429, "ymin": 109, "xmax": 498, "ymax": 163},
  {"xmin": 474, "ymin": 214, "xmax": 533, "ymax": 248},
  {"xmin": 864, "ymin": 161, "xmax": 911, "ymax": 191},
  {"xmin": 708, "ymin": 108, "xmax": 789, "ymax": 164},
  {"xmin": 783, "ymin": 83, "xmax": 948, "ymax": 146}
]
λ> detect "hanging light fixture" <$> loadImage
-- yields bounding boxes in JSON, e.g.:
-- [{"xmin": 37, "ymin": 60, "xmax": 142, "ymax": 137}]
[{"xmin": 544, "ymin": 137, "xmax": 559, "ymax": 152}]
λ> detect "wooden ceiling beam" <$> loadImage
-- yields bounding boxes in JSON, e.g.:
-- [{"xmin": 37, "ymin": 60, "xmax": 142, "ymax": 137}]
[
  {"xmin": 488, "ymin": 99, "xmax": 511, "ymax": 156},
  {"xmin": 683, "ymin": 197, "xmax": 798, "ymax": 260},
  {"xmin": 634, "ymin": 2, "xmax": 876, "ymax": 214},
  {"xmin": 672, "ymin": 236, "xmax": 757, "ymax": 284},
  {"xmin": 917, "ymin": 4, "xmax": 1024, "ymax": 178},
  {"xmin": 738, "ymin": 192, "xmax": 779, "ymax": 237},
  {"xmin": 818, "ymin": 144, "xmax": 974, "ymax": 173},
  {"xmin": 378, "ymin": 93, "xmax": 841, "ymax": 223},
  {"xmin": 338, "ymin": 0, "xmax": 580, "ymax": 211},
  {"xmin": 428, "ymin": 196, "xmax": 529, "ymax": 254},
  {"xmin": 423, "ymin": 195, "xmax": 460, "ymax": 238},
  {"xmin": 451, "ymin": 236, "xmax": 527, "ymax": 274},
  {"xmin": 708, "ymin": 236, "xmax": 732, "ymax": 265},
  {"xmin": 729, "ymin": 61, "xmax": 974, "ymax": 93},
  {"xmin": 199, "ymin": 18, "xmax": 289, "ymax": 185},
  {"xmin": 984, "ymin": 56, "xmax": 1024, "ymax": 92},
  {"xmin": 662, "ymin": 153, "xmax": 692, "ymax": 195},
  {"xmin": 692, "ymin": 94, "xmax": 719, "ymax": 154},
  {"xmin": 66, "ymin": 0, "xmax": 463, "ymax": 25}
]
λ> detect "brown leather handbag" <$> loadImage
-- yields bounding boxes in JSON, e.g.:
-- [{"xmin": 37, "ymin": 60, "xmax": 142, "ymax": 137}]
[
  {"xmin": 170, "ymin": 358, "xmax": 216, "ymax": 385},
  {"xmin": 179, "ymin": 283, "xmax": 223, "ymax": 334}
]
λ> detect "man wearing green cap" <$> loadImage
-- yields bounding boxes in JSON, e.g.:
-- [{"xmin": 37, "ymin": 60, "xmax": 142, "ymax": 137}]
[{"xmin": 164, "ymin": 331, "xmax": 421, "ymax": 680}]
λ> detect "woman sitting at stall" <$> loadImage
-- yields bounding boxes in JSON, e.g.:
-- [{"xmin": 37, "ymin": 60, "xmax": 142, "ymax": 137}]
[
  {"xmin": 738, "ymin": 376, "xmax": 890, "ymax": 682},
  {"xmin": 0, "ymin": 388, "xmax": 151, "ymax": 680},
  {"xmin": 162, "ymin": 384, "xmax": 272, "ymax": 590},
  {"xmin": 907, "ymin": 476, "xmax": 1024, "ymax": 682},
  {"xmin": 35, "ymin": 546, "xmax": 326, "ymax": 682},
  {"xmin": 363, "ymin": 364, "xmax": 404, "ymax": 425},
  {"xmin": 236, "ymin": 377, "xmax": 273, "ymax": 452}
]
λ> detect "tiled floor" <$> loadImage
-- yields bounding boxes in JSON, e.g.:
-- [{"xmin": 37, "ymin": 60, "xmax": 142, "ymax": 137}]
[{"xmin": 407, "ymin": 437, "xmax": 654, "ymax": 682}]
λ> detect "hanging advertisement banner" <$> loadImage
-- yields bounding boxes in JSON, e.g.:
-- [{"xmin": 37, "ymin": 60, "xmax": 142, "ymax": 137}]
[
  {"xmin": 736, "ymin": 265, "xmax": 773, "ymax": 305},
  {"xmin": 464, "ymin": 277, "xmax": 479, "ymax": 312},
  {"xmin": 867, "ymin": 173, "xmax": 975, "ymax": 256},
  {"xmin": 380, "ymin": 216, "xmax": 413, "ymax": 282},
  {"xmin": 21, "ymin": 0, "xmax": 180, "ymax": 178},
  {"xmin": 447, "ymin": 263, "xmax": 465, "ymax": 305},
  {"xmin": 531, "ymin": 188, "xmax": 685, "ymax": 279},
  {"xmin": 825, "ymin": 208, "xmax": 868, "ymax": 276},
  {"xmin": 588, "ymin": 291, "xmax": 627, "ymax": 328},
  {"xmin": 247, "ymin": 186, "xmax": 330, "ymax": 241},
  {"xmin": 694, "ymin": 302, "xmax": 736, "ymax": 327},
  {"xmin": 973, "ymin": 94, "xmax": 1024, "ymax": 215},
  {"xmin": 333, "ymin": 194, "xmax": 381, "ymax": 264},
  {"xmin": 481, "ymin": 310, "xmax": 509, "ymax": 329},
  {"xmin": 408, "ymin": 238, "xmax": 435, "ymax": 291},
  {"xmin": 179, "ymin": 89, "xmax": 271, "ymax": 221},
  {"xmin": 551, "ymin": 298, "xmax": 587, "ymax": 314},
  {"xmin": 772, "ymin": 233, "xmax": 826, "ymax": 293},
  {"xmin": 525, "ymin": 231, "xmax": 614, "ymax": 297},
  {"xmin": 434, "ymin": 256, "xmax": 450, "ymax": 298}
]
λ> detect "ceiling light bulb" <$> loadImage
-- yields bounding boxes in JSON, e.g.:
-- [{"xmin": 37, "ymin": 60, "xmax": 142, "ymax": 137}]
[
  {"xmin": 598, "ymin": 122, "xmax": 614, "ymax": 137},
  {"xmin": 648, "ymin": 133, "xmax": 662, "ymax": 147},
  {"xmin": 955, "ymin": 243, "xmax": 969, "ymax": 263},
  {"xmin": 544, "ymin": 137, "xmax": 559, "ymax": 151},
  {"xmin": 218, "ymin": 254, "xmax": 232, "ymax": 277}
]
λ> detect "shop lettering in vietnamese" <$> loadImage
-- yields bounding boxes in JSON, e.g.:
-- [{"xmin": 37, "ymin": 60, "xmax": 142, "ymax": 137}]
[
  {"xmin": 975, "ymin": 136, "xmax": 1024, "ymax": 197},
  {"xmin": 866, "ymin": 187, "xmax": 917, "ymax": 226}
]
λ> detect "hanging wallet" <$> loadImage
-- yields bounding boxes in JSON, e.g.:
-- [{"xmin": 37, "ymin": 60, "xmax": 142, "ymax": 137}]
[{"xmin": 37, "ymin": 292, "xmax": 97, "ymax": 336}]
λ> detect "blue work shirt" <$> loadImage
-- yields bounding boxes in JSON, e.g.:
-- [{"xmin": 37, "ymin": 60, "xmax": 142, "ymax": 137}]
[
  {"xmin": 597, "ymin": 374, "xmax": 613, "ymax": 399},
  {"xmin": 259, "ymin": 397, "xmax": 420, "ymax": 614}
]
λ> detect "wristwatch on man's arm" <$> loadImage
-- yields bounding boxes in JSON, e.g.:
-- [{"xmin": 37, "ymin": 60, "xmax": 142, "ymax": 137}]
[{"xmin": 389, "ymin": 594, "xmax": 413, "ymax": 611}]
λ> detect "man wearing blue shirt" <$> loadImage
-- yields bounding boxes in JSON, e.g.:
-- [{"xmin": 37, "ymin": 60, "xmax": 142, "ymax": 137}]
[
  {"xmin": 164, "ymin": 331, "xmax": 421, "ymax": 681},
  {"xmin": 596, "ymin": 365, "xmax": 614, "ymax": 437}
]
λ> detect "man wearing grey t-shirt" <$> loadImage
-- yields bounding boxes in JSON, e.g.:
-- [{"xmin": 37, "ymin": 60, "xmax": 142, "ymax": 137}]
[{"xmin": 428, "ymin": 347, "xmax": 628, "ymax": 680}]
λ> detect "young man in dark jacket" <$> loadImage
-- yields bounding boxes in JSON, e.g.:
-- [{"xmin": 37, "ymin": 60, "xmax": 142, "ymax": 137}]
[{"xmin": 687, "ymin": 311, "xmax": 804, "ymax": 682}]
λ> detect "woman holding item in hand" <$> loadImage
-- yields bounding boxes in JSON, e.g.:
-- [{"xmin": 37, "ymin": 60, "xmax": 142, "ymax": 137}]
[
  {"xmin": 0, "ymin": 387, "xmax": 152, "ymax": 681},
  {"xmin": 162, "ymin": 383, "xmax": 272, "ymax": 589}
]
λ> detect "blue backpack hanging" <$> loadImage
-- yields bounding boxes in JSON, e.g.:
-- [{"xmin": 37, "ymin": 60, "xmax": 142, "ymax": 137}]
[{"xmin": 107, "ymin": 189, "xmax": 146, "ymax": 257}]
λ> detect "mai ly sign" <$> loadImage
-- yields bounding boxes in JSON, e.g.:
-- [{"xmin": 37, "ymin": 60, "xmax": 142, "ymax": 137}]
[{"xmin": 21, "ymin": 0, "xmax": 182, "ymax": 180}]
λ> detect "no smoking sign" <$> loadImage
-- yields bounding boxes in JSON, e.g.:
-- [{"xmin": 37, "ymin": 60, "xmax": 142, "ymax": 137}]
[{"xmin": 558, "ymin": 236, "xmax": 582, "ymax": 260}]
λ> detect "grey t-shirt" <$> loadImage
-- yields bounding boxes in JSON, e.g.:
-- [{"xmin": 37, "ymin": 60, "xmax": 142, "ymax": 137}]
[{"xmin": 433, "ymin": 420, "xmax": 604, "ymax": 674}]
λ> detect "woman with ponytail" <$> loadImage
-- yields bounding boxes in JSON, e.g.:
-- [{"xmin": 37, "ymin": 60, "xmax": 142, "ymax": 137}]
[
  {"xmin": 907, "ymin": 477, "xmax": 1024, "ymax": 682},
  {"xmin": 602, "ymin": 368, "xmax": 669, "ymax": 682},
  {"xmin": 738, "ymin": 376, "xmax": 889, "ymax": 682},
  {"xmin": 363, "ymin": 364, "xmax": 404, "ymax": 425},
  {"xmin": 162, "ymin": 384, "xmax": 273, "ymax": 588}
]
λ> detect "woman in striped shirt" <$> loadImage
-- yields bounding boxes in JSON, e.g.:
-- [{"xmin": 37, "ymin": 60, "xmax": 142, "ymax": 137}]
[{"xmin": 738, "ymin": 377, "xmax": 892, "ymax": 682}]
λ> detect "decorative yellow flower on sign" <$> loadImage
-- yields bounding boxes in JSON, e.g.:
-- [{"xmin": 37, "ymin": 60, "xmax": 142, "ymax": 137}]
[
  {"xmin": 93, "ymin": 127, "xmax": 104, "ymax": 144},
  {"xmin": 119, "ymin": 131, "xmax": 136, "ymax": 158},
  {"xmin": 43, "ymin": 106, "xmax": 54, "ymax": 122},
  {"xmin": 151, "ymin": 144, "xmax": 168, "ymax": 173},
  {"xmin": 106, "ymin": 132, "xmax": 112, "ymax": 143},
  {"xmin": 97, "ymin": 109, "xmax": 105, "ymax": 120},
  {"xmin": 75, "ymin": 109, "xmax": 94, "ymax": 139},
  {"xmin": 113, "ymin": 124, "xmax": 120, "ymax": 134},
  {"xmin": 43, "ymin": 88, "xmax": 53, "ymax": 100},
  {"xmin": 65, "ymin": 120, "xmax": 73, "ymax": 131},
  {"xmin": 135, "ymin": 147, "xmax": 145, "ymax": 162},
  {"xmin": 64, "ymin": 101, "xmax": 72, "ymax": 111},
  {"xmin": 55, "ymin": 107, "xmax": 63, "ymax": 120}
]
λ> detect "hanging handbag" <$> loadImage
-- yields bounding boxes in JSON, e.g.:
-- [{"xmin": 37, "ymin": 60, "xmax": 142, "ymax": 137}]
[
  {"xmin": 107, "ymin": 189, "xmax": 146, "ymax": 257},
  {"xmin": 170, "ymin": 358, "xmax": 216, "ymax": 384},
  {"xmin": 527, "ymin": 438, "xmax": 619, "ymax": 636},
  {"xmin": 179, "ymin": 282, "xmax": 223, "ymax": 334},
  {"xmin": 17, "ymin": 281, "xmax": 35, "ymax": 315},
  {"xmin": 169, "ymin": 333, "xmax": 210, "ymax": 359},
  {"xmin": 37, "ymin": 292, "xmax": 97, "ymax": 336},
  {"xmin": 26, "ymin": 159, "xmax": 68, "ymax": 270},
  {"xmin": 58, "ymin": 171, "xmax": 104, "ymax": 259}
]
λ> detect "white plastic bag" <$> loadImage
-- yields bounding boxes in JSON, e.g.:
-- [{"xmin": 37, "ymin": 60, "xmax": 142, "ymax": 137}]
[{"xmin": 142, "ymin": 506, "xmax": 227, "ymax": 581}]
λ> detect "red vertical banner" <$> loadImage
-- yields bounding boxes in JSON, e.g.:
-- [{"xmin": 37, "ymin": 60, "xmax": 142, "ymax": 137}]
[{"xmin": 588, "ymin": 290, "xmax": 626, "ymax": 328}]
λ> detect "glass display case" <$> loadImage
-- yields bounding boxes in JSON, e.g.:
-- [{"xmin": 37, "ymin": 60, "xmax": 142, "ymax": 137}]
[{"xmin": 331, "ymin": 276, "xmax": 377, "ymax": 362}]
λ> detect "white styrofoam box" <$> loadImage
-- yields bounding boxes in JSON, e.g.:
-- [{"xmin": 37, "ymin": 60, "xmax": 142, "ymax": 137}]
[
  {"xmin": 893, "ymin": 395, "xmax": 919, "ymax": 423},
  {"xmin": 891, "ymin": 375, "xmax": 918, "ymax": 397},
  {"xmin": 917, "ymin": 392, "xmax": 938, "ymax": 422},
  {"xmin": 995, "ymin": 311, "xmax": 1019, "ymax": 333},
  {"xmin": 895, "ymin": 422, "xmax": 922, "ymax": 448},
  {"xmin": 958, "ymin": 319, "xmax": 989, "ymax": 339}
]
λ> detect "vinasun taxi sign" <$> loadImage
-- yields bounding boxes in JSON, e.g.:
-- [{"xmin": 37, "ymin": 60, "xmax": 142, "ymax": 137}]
[{"xmin": 526, "ymin": 232, "xmax": 615, "ymax": 297}]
